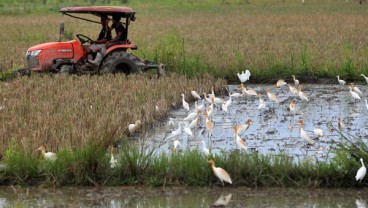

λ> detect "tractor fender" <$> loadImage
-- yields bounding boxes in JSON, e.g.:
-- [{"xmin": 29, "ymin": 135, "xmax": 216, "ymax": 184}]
[{"xmin": 105, "ymin": 43, "xmax": 138, "ymax": 55}]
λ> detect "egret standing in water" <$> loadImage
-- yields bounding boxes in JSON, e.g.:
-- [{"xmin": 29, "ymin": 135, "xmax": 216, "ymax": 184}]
[
  {"xmin": 289, "ymin": 100, "xmax": 296, "ymax": 114},
  {"xmin": 257, "ymin": 93, "xmax": 266, "ymax": 110},
  {"xmin": 356, "ymin": 158, "xmax": 367, "ymax": 182},
  {"xmin": 292, "ymin": 75, "xmax": 299, "ymax": 87},
  {"xmin": 348, "ymin": 86, "xmax": 361, "ymax": 101},
  {"xmin": 181, "ymin": 93, "xmax": 190, "ymax": 111},
  {"xmin": 298, "ymin": 120, "xmax": 314, "ymax": 145},
  {"xmin": 265, "ymin": 88, "xmax": 278, "ymax": 104},
  {"xmin": 208, "ymin": 159, "xmax": 232, "ymax": 186},
  {"xmin": 204, "ymin": 111, "xmax": 214, "ymax": 139},
  {"xmin": 338, "ymin": 116, "xmax": 346, "ymax": 132},
  {"xmin": 360, "ymin": 74, "xmax": 368, "ymax": 84},
  {"xmin": 298, "ymin": 85, "xmax": 309, "ymax": 102},
  {"xmin": 275, "ymin": 79, "xmax": 287, "ymax": 88},
  {"xmin": 191, "ymin": 90, "xmax": 202, "ymax": 100},
  {"xmin": 337, "ymin": 75, "xmax": 346, "ymax": 85},
  {"xmin": 233, "ymin": 126, "xmax": 248, "ymax": 151},
  {"xmin": 199, "ymin": 140, "xmax": 210, "ymax": 156}
]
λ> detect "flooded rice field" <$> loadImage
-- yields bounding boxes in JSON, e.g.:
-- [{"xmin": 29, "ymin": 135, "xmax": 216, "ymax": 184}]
[
  {"xmin": 1, "ymin": 186, "xmax": 368, "ymax": 207},
  {"xmin": 137, "ymin": 84, "xmax": 368, "ymax": 160}
]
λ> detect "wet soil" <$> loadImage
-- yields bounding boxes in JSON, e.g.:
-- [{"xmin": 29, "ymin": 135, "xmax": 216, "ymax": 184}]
[{"xmin": 136, "ymin": 84, "xmax": 368, "ymax": 160}]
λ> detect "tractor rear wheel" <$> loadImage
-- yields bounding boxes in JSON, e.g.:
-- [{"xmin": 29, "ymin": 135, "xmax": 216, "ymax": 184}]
[{"xmin": 100, "ymin": 51, "xmax": 141, "ymax": 75}]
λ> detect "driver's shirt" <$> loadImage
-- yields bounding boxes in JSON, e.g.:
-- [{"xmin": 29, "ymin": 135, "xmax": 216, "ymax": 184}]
[
  {"xmin": 97, "ymin": 26, "xmax": 112, "ymax": 41},
  {"xmin": 112, "ymin": 23, "xmax": 127, "ymax": 42}
]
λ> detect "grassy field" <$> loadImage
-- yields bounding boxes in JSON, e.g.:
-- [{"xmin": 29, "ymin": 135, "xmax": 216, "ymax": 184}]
[
  {"xmin": 1, "ymin": 0, "xmax": 368, "ymax": 82},
  {"xmin": 1, "ymin": 0, "xmax": 368, "ymax": 187}
]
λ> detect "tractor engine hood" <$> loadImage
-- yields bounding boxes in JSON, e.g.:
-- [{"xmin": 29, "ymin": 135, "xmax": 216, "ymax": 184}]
[{"xmin": 26, "ymin": 40, "xmax": 82, "ymax": 71}]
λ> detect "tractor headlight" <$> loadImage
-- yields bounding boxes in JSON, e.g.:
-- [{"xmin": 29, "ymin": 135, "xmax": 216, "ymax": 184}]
[{"xmin": 30, "ymin": 50, "xmax": 42, "ymax": 56}]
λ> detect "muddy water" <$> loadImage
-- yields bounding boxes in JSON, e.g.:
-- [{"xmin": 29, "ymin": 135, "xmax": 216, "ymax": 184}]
[
  {"xmin": 0, "ymin": 186, "xmax": 367, "ymax": 207},
  {"xmin": 139, "ymin": 84, "xmax": 368, "ymax": 160}
]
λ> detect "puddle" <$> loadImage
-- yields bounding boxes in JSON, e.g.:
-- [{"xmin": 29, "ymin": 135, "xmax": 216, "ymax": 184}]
[
  {"xmin": 136, "ymin": 84, "xmax": 368, "ymax": 160},
  {"xmin": 0, "ymin": 186, "xmax": 367, "ymax": 207}
]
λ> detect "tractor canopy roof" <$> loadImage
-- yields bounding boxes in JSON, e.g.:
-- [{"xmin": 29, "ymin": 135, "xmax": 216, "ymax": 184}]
[{"xmin": 59, "ymin": 6, "xmax": 136, "ymax": 22}]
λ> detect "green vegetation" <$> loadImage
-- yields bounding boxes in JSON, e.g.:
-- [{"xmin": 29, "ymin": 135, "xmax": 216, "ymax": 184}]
[{"xmin": 0, "ymin": 137, "xmax": 366, "ymax": 188}]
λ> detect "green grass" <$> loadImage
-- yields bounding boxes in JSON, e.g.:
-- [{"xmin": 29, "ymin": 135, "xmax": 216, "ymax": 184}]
[
  {"xmin": 2, "ymin": 1, "xmax": 368, "ymax": 82},
  {"xmin": 0, "ymin": 138, "xmax": 366, "ymax": 188}
]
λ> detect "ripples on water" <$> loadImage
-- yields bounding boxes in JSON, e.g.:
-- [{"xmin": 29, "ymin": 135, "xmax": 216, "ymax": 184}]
[
  {"xmin": 1, "ymin": 186, "xmax": 367, "ymax": 207},
  {"xmin": 138, "ymin": 84, "xmax": 368, "ymax": 161}
]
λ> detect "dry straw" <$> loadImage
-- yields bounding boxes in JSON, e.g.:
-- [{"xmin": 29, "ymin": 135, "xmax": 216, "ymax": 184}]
[{"xmin": 0, "ymin": 74, "xmax": 226, "ymax": 154}]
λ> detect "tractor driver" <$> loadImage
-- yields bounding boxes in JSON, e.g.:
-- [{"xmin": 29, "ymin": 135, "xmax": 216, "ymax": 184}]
[
  {"xmin": 105, "ymin": 15, "xmax": 128, "ymax": 49},
  {"xmin": 87, "ymin": 15, "xmax": 112, "ymax": 65}
]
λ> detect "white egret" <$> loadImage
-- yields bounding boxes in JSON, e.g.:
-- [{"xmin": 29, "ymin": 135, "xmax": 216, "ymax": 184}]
[
  {"xmin": 265, "ymin": 88, "xmax": 278, "ymax": 103},
  {"xmin": 290, "ymin": 100, "xmax": 295, "ymax": 112},
  {"xmin": 349, "ymin": 86, "xmax": 361, "ymax": 101},
  {"xmin": 298, "ymin": 85, "xmax": 309, "ymax": 101},
  {"xmin": 183, "ymin": 122, "xmax": 193, "ymax": 137},
  {"xmin": 350, "ymin": 83, "xmax": 363, "ymax": 95},
  {"xmin": 287, "ymin": 84, "xmax": 299, "ymax": 95},
  {"xmin": 276, "ymin": 79, "xmax": 287, "ymax": 88},
  {"xmin": 313, "ymin": 128, "xmax": 326, "ymax": 138},
  {"xmin": 356, "ymin": 158, "xmax": 367, "ymax": 182},
  {"xmin": 167, "ymin": 117, "xmax": 175, "ymax": 130},
  {"xmin": 234, "ymin": 119, "xmax": 252, "ymax": 134},
  {"xmin": 237, "ymin": 70, "xmax": 251, "ymax": 83},
  {"xmin": 208, "ymin": 159, "xmax": 232, "ymax": 186},
  {"xmin": 233, "ymin": 126, "xmax": 247, "ymax": 151},
  {"xmin": 244, "ymin": 87, "xmax": 258, "ymax": 96},
  {"xmin": 360, "ymin": 74, "xmax": 368, "ymax": 84},
  {"xmin": 365, "ymin": 99, "xmax": 368, "ymax": 110},
  {"xmin": 338, "ymin": 116, "xmax": 346, "ymax": 131},
  {"xmin": 109, "ymin": 145, "xmax": 118, "ymax": 168},
  {"xmin": 173, "ymin": 140, "xmax": 181, "ymax": 153},
  {"xmin": 292, "ymin": 75, "xmax": 299, "ymax": 87},
  {"xmin": 204, "ymin": 111, "xmax": 214, "ymax": 138},
  {"xmin": 37, "ymin": 145, "xmax": 57, "ymax": 161},
  {"xmin": 191, "ymin": 90, "xmax": 202, "ymax": 100},
  {"xmin": 337, "ymin": 75, "xmax": 346, "ymax": 85},
  {"xmin": 230, "ymin": 92, "xmax": 242, "ymax": 97},
  {"xmin": 189, "ymin": 110, "xmax": 201, "ymax": 129},
  {"xmin": 128, "ymin": 120, "xmax": 141, "ymax": 134},
  {"xmin": 199, "ymin": 141, "xmax": 210, "ymax": 156},
  {"xmin": 298, "ymin": 120, "xmax": 314, "ymax": 145},
  {"xmin": 184, "ymin": 111, "xmax": 198, "ymax": 121},
  {"xmin": 181, "ymin": 93, "xmax": 190, "ymax": 111},
  {"xmin": 167, "ymin": 122, "xmax": 182, "ymax": 139},
  {"xmin": 257, "ymin": 93, "xmax": 266, "ymax": 110}
]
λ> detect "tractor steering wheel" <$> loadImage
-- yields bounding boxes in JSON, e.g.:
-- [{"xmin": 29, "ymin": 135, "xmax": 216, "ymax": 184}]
[{"xmin": 76, "ymin": 34, "xmax": 93, "ymax": 44}]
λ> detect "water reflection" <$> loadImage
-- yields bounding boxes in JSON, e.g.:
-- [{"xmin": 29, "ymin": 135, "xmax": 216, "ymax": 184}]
[
  {"xmin": 1, "ymin": 186, "xmax": 367, "ymax": 207},
  {"xmin": 210, "ymin": 193, "xmax": 232, "ymax": 207},
  {"xmin": 138, "ymin": 84, "xmax": 368, "ymax": 161},
  {"xmin": 356, "ymin": 199, "xmax": 367, "ymax": 208}
]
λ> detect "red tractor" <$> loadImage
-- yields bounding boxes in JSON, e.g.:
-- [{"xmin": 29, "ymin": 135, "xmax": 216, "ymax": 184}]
[{"xmin": 18, "ymin": 6, "xmax": 165, "ymax": 76}]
